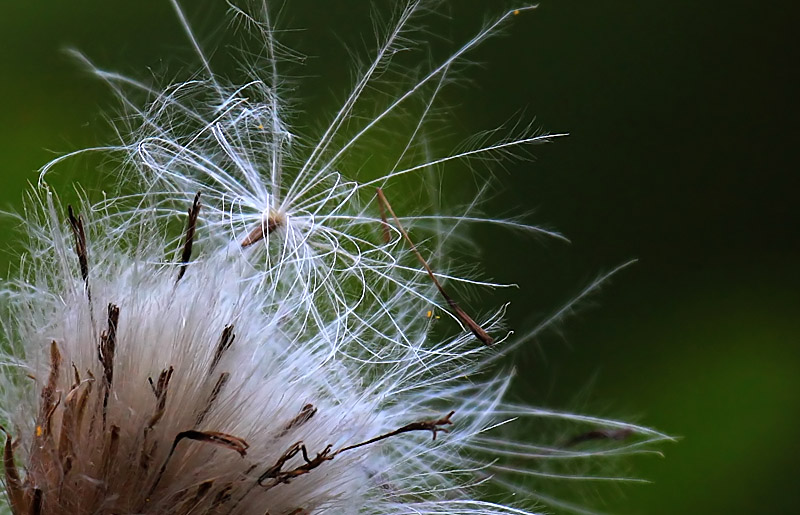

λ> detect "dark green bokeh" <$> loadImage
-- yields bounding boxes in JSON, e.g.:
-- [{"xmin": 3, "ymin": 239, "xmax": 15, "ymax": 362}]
[{"xmin": 1, "ymin": 1, "xmax": 798, "ymax": 513}]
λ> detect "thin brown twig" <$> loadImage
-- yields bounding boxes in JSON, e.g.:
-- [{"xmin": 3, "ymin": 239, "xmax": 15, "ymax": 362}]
[
  {"xmin": 257, "ymin": 411, "xmax": 454, "ymax": 490},
  {"xmin": 209, "ymin": 324, "xmax": 235, "ymax": 376},
  {"xmin": 149, "ymin": 430, "xmax": 248, "ymax": 498},
  {"xmin": 336, "ymin": 410, "xmax": 454, "ymax": 455},
  {"xmin": 277, "ymin": 403, "xmax": 317, "ymax": 438},
  {"xmin": 99, "ymin": 304, "xmax": 119, "ymax": 427},
  {"xmin": 67, "ymin": 206, "xmax": 89, "ymax": 284},
  {"xmin": 176, "ymin": 192, "xmax": 201, "ymax": 283},
  {"xmin": 377, "ymin": 196, "xmax": 392, "ymax": 244},
  {"xmin": 29, "ymin": 488, "xmax": 42, "ymax": 515},
  {"xmin": 194, "ymin": 372, "xmax": 230, "ymax": 427},
  {"xmin": 146, "ymin": 367, "xmax": 174, "ymax": 429},
  {"xmin": 375, "ymin": 188, "xmax": 494, "ymax": 345},
  {"xmin": 38, "ymin": 341, "xmax": 62, "ymax": 439},
  {"xmin": 1, "ymin": 426, "xmax": 25, "ymax": 514}
]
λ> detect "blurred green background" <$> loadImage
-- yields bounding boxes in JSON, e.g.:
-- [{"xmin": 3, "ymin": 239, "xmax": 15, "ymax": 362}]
[{"xmin": 1, "ymin": 1, "xmax": 798, "ymax": 513}]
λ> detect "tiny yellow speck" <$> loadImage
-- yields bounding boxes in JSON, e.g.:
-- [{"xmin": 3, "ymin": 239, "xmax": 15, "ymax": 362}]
[
  {"xmin": 514, "ymin": 9, "xmax": 520, "ymax": 16},
  {"xmin": 35, "ymin": 426, "xmax": 42, "ymax": 437},
  {"xmin": 257, "ymin": 124, "xmax": 264, "ymax": 129},
  {"xmin": 426, "ymin": 310, "xmax": 433, "ymax": 318}
]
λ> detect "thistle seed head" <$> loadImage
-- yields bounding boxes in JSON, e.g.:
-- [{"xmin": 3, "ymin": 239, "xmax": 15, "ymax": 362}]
[{"xmin": 0, "ymin": 2, "xmax": 670, "ymax": 514}]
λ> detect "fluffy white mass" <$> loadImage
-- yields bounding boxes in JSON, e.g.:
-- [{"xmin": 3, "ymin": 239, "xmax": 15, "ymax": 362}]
[{"xmin": 0, "ymin": 1, "xmax": 669, "ymax": 514}]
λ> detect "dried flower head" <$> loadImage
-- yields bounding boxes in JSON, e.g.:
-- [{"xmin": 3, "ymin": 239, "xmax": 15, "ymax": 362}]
[{"xmin": 0, "ymin": 2, "xmax": 670, "ymax": 514}]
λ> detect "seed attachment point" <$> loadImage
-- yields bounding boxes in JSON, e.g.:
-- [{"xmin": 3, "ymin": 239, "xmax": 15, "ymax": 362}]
[{"xmin": 241, "ymin": 211, "xmax": 284, "ymax": 247}]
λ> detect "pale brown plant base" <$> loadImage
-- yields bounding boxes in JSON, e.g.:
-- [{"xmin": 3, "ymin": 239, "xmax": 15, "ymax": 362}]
[{"xmin": 1, "ymin": 205, "xmax": 455, "ymax": 515}]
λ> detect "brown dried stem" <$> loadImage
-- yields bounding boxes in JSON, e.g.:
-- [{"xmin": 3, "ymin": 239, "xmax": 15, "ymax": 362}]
[
  {"xmin": 209, "ymin": 324, "xmax": 235, "ymax": 376},
  {"xmin": 67, "ymin": 206, "xmax": 89, "ymax": 284},
  {"xmin": 258, "ymin": 411, "xmax": 454, "ymax": 490},
  {"xmin": 176, "ymin": 192, "xmax": 201, "ymax": 283},
  {"xmin": 149, "ymin": 430, "xmax": 249, "ymax": 498},
  {"xmin": 98, "ymin": 304, "xmax": 119, "ymax": 427},
  {"xmin": 1, "ymin": 426, "xmax": 25, "ymax": 514},
  {"xmin": 375, "ymin": 188, "xmax": 494, "ymax": 345}
]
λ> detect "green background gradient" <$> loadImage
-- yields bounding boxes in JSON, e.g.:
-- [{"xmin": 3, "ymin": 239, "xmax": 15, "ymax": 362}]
[{"xmin": 1, "ymin": 1, "xmax": 798, "ymax": 513}]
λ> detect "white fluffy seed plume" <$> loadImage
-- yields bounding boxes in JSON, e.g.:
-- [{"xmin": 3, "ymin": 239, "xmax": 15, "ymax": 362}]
[{"xmin": 0, "ymin": 2, "xmax": 671, "ymax": 514}]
